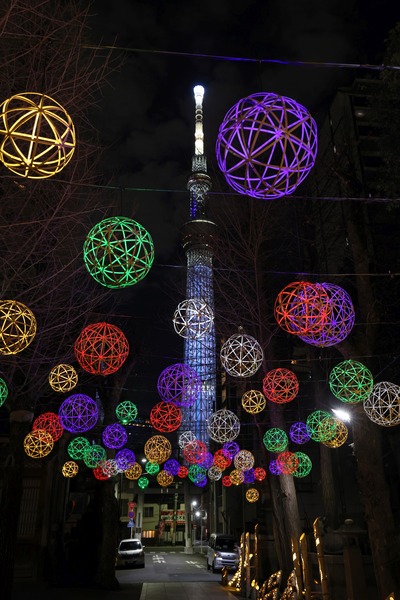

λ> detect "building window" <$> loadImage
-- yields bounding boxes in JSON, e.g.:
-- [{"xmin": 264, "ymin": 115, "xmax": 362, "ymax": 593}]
[{"xmin": 144, "ymin": 506, "xmax": 154, "ymax": 518}]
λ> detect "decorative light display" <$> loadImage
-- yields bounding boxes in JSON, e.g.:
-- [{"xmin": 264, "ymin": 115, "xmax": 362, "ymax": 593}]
[
  {"xmin": 83, "ymin": 216, "xmax": 154, "ymax": 289},
  {"xmin": 306, "ymin": 410, "xmax": 336, "ymax": 442},
  {"xmin": 144, "ymin": 435, "xmax": 172, "ymax": 463},
  {"xmin": 0, "ymin": 299, "xmax": 37, "ymax": 355},
  {"xmin": 124, "ymin": 462, "xmax": 143, "ymax": 480},
  {"xmin": 245, "ymin": 488, "xmax": 260, "ymax": 503},
  {"xmin": 115, "ymin": 448, "xmax": 136, "ymax": 471},
  {"xmin": 234, "ymin": 449, "xmax": 255, "ymax": 472},
  {"xmin": 329, "ymin": 360, "xmax": 373, "ymax": 404},
  {"xmin": 208, "ymin": 465, "xmax": 223, "ymax": 481},
  {"xmin": 102, "ymin": 459, "xmax": 119, "ymax": 477},
  {"xmin": 62, "ymin": 461, "xmax": 79, "ymax": 478},
  {"xmin": 145, "ymin": 461, "xmax": 160, "ymax": 475},
  {"xmin": 164, "ymin": 459, "xmax": 180, "ymax": 476},
  {"xmin": 24, "ymin": 429, "xmax": 54, "ymax": 458},
  {"xmin": 276, "ymin": 451, "xmax": 299, "ymax": 475},
  {"xmin": 0, "ymin": 92, "xmax": 76, "ymax": 179},
  {"xmin": 199, "ymin": 452, "xmax": 214, "ymax": 469},
  {"xmin": 299, "ymin": 283, "xmax": 355, "ymax": 347},
  {"xmin": 188, "ymin": 464, "xmax": 207, "ymax": 484},
  {"xmin": 138, "ymin": 476, "xmax": 149, "ymax": 489},
  {"xmin": 173, "ymin": 298, "xmax": 214, "ymax": 339},
  {"xmin": 254, "ymin": 467, "xmax": 267, "ymax": 481},
  {"xmin": 48, "ymin": 363, "xmax": 78, "ymax": 393},
  {"xmin": 363, "ymin": 381, "xmax": 400, "ymax": 427},
  {"xmin": 222, "ymin": 475, "xmax": 232, "ymax": 487},
  {"xmin": 157, "ymin": 470, "xmax": 174, "ymax": 487},
  {"xmin": 274, "ymin": 281, "xmax": 329, "ymax": 336},
  {"xmin": 207, "ymin": 409, "xmax": 240, "ymax": 443},
  {"xmin": 177, "ymin": 465, "xmax": 188, "ymax": 478},
  {"xmin": 58, "ymin": 393, "xmax": 98, "ymax": 433},
  {"xmin": 289, "ymin": 421, "xmax": 311, "ymax": 445},
  {"xmin": 243, "ymin": 468, "xmax": 255, "ymax": 484},
  {"xmin": 263, "ymin": 428, "xmax": 288, "ymax": 453},
  {"xmin": 262, "ymin": 368, "xmax": 299, "ymax": 404},
  {"xmin": 93, "ymin": 466, "xmax": 109, "ymax": 481},
  {"xmin": 0, "ymin": 377, "xmax": 8, "ymax": 407},
  {"xmin": 241, "ymin": 389, "xmax": 266, "ymax": 414},
  {"xmin": 67, "ymin": 436, "xmax": 90, "ymax": 460},
  {"xmin": 213, "ymin": 449, "xmax": 232, "ymax": 470},
  {"xmin": 83, "ymin": 444, "xmax": 106, "ymax": 468},
  {"xmin": 229, "ymin": 469, "xmax": 245, "ymax": 485},
  {"xmin": 220, "ymin": 332, "xmax": 263, "ymax": 377},
  {"xmin": 150, "ymin": 401, "xmax": 182, "ymax": 433},
  {"xmin": 215, "ymin": 92, "xmax": 317, "ymax": 200},
  {"xmin": 157, "ymin": 363, "xmax": 200, "ymax": 407},
  {"xmin": 115, "ymin": 400, "xmax": 138, "ymax": 424},
  {"xmin": 323, "ymin": 418, "xmax": 348, "ymax": 448},
  {"xmin": 222, "ymin": 441, "xmax": 240, "ymax": 459},
  {"xmin": 194, "ymin": 475, "xmax": 208, "ymax": 488},
  {"xmin": 102, "ymin": 423, "xmax": 128, "ymax": 449},
  {"xmin": 268, "ymin": 460, "xmax": 282, "ymax": 475},
  {"xmin": 183, "ymin": 439, "xmax": 208, "ymax": 464},
  {"xmin": 178, "ymin": 430, "xmax": 196, "ymax": 449},
  {"xmin": 74, "ymin": 322, "xmax": 129, "ymax": 376},
  {"xmin": 293, "ymin": 452, "xmax": 312, "ymax": 478},
  {"xmin": 32, "ymin": 412, "xmax": 64, "ymax": 442}
]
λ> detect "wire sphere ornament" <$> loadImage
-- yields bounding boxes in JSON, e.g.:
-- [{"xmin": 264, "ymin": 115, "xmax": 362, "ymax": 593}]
[
  {"xmin": 164, "ymin": 458, "xmax": 180, "ymax": 476},
  {"xmin": 0, "ymin": 377, "xmax": 8, "ymax": 407},
  {"xmin": 241, "ymin": 389, "xmax": 266, "ymax": 414},
  {"xmin": 245, "ymin": 488, "xmax": 260, "ymax": 503},
  {"xmin": 83, "ymin": 444, "xmax": 106, "ymax": 469},
  {"xmin": 293, "ymin": 452, "xmax": 312, "ymax": 478},
  {"xmin": 102, "ymin": 423, "xmax": 128, "ymax": 449},
  {"xmin": 222, "ymin": 475, "xmax": 232, "ymax": 487},
  {"xmin": 234, "ymin": 449, "xmax": 255, "ymax": 472},
  {"xmin": 208, "ymin": 465, "xmax": 223, "ymax": 481},
  {"xmin": 229, "ymin": 469, "xmax": 245, "ymax": 485},
  {"xmin": 262, "ymin": 368, "xmax": 299, "ymax": 404},
  {"xmin": 289, "ymin": 421, "xmax": 311, "ymax": 445},
  {"xmin": 263, "ymin": 428, "xmax": 288, "ymax": 453},
  {"xmin": 222, "ymin": 441, "xmax": 240, "ymax": 459},
  {"xmin": 62, "ymin": 461, "xmax": 79, "ymax": 478},
  {"xmin": 199, "ymin": 452, "xmax": 214, "ymax": 469},
  {"xmin": 207, "ymin": 409, "xmax": 240, "ymax": 443},
  {"xmin": 276, "ymin": 451, "xmax": 299, "ymax": 475},
  {"xmin": 144, "ymin": 435, "xmax": 172, "ymax": 464},
  {"xmin": 177, "ymin": 465, "xmax": 188, "ymax": 478},
  {"xmin": 215, "ymin": 92, "xmax": 317, "ymax": 200},
  {"xmin": 268, "ymin": 460, "xmax": 282, "ymax": 475},
  {"xmin": 274, "ymin": 282, "xmax": 330, "ymax": 336},
  {"xmin": 188, "ymin": 464, "xmax": 207, "ymax": 484},
  {"xmin": 101, "ymin": 459, "xmax": 119, "ymax": 477},
  {"xmin": 213, "ymin": 449, "xmax": 232, "ymax": 470},
  {"xmin": 178, "ymin": 430, "xmax": 197, "ymax": 449},
  {"xmin": 74, "ymin": 322, "xmax": 129, "ymax": 376},
  {"xmin": 157, "ymin": 363, "xmax": 201, "ymax": 407},
  {"xmin": 138, "ymin": 476, "xmax": 149, "ymax": 489},
  {"xmin": 124, "ymin": 462, "xmax": 143, "ymax": 480},
  {"xmin": 298, "ymin": 283, "xmax": 355, "ymax": 347},
  {"xmin": 0, "ymin": 299, "xmax": 37, "ymax": 355},
  {"xmin": 254, "ymin": 467, "xmax": 267, "ymax": 481},
  {"xmin": 363, "ymin": 381, "xmax": 400, "ymax": 427},
  {"xmin": 24, "ymin": 429, "xmax": 54, "ymax": 458},
  {"xmin": 67, "ymin": 436, "xmax": 90, "ymax": 460},
  {"xmin": 329, "ymin": 360, "xmax": 373, "ymax": 404},
  {"xmin": 220, "ymin": 332, "xmax": 263, "ymax": 377},
  {"xmin": 59, "ymin": 393, "xmax": 99, "ymax": 433},
  {"xmin": 93, "ymin": 465, "xmax": 110, "ymax": 480},
  {"xmin": 49, "ymin": 363, "xmax": 78, "ymax": 393},
  {"xmin": 183, "ymin": 439, "xmax": 208, "ymax": 464},
  {"xmin": 115, "ymin": 448, "xmax": 136, "ymax": 471},
  {"xmin": 323, "ymin": 418, "xmax": 349, "ymax": 448},
  {"xmin": 157, "ymin": 470, "xmax": 174, "ymax": 487},
  {"xmin": 306, "ymin": 410, "xmax": 336, "ymax": 442},
  {"xmin": 243, "ymin": 468, "xmax": 256, "ymax": 484},
  {"xmin": 0, "ymin": 92, "xmax": 76, "ymax": 179},
  {"xmin": 173, "ymin": 298, "xmax": 214, "ymax": 339},
  {"xmin": 115, "ymin": 400, "xmax": 138, "ymax": 424},
  {"xmin": 150, "ymin": 401, "xmax": 182, "ymax": 433},
  {"xmin": 194, "ymin": 475, "xmax": 208, "ymax": 488},
  {"xmin": 32, "ymin": 412, "xmax": 64, "ymax": 442},
  {"xmin": 83, "ymin": 216, "xmax": 154, "ymax": 289},
  {"xmin": 145, "ymin": 461, "xmax": 160, "ymax": 475}
]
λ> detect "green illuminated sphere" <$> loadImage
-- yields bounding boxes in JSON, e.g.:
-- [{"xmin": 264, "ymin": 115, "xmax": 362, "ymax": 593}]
[
  {"xmin": 262, "ymin": 428, "xmax": 288, "ymax": 453},
  {"xmin": 67, "ymin": 436, "xmax": 90, "ymax": 460},
  {"xmin": 83, "ymin": 216, "xmax": 154, "ymax": 288},
  {"xmin": 0, "ymin": 377, "xmax": 8, "ymax": 407},
  {"xmin": 115, "ymin": 400, "xmax": 138, "ymax": 424},
  {"xmin": 145, "ymin": 461, "xmax": 160, "ymax": 475},
  {"xmin": 306, "ymin": 410, "xmax": 336, "ymax": 442},
  {"xmin": 138, "ymin": 476, "xmax": 149, "ymax": 489},
  {"xmin": 329, "ymin": 360, "xmax": 373, "ymax": 404},
  {"xmin": 293, "ymin": 452, "xmax": 312, "ymax": 477},
  {"xmin": 83, "ymin": 444, "xmax": 107, "ymax": 468}
]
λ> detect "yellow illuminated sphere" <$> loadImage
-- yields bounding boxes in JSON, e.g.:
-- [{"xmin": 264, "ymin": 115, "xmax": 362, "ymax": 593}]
[
  {"xmin": 24, "ymin": 429, "xmax": 54, "ymax": 458},
  {"xmin": 124, "ymin": 462, "xmax": 143, "ymax": 480},
  {"xmin": 144, "ymin": 435, "xmax": 172, "ymax": 464},
  {"xmin": 62, "ymin": 461, "xmax": 79, "ymax": 478},
  {"xmin": 241, "ymin": 390, "xmax": 266, "ymax": 414},
  {"xmin": 157, "ymin": 470, "xmax": 174, "ymax": 487},
  {"xmin": 323, "ymin": 418, "xmax": 348, "ymax": 448},
  {"xmin": 245, "ymin": 488, "xmax": 260, "ymax": 503},
  {"xmin": 0, "ymin": 299, "xmax": 36, "ymax": 355},
  {"xmin": 0, "ymin": 93, "xmax": 76, "ymax": 179},
  {"xmin": 229, "ymin": 469, "xmax": 245, "ymax": 485},
  {"xmin": 49, "ymin": 363, "xmax": 78, "ymax": 392}
]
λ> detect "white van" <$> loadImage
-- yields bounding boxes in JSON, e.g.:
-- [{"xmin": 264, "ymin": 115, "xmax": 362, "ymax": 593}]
[{"xmin": 206, "ymin": 533, "xmax": 239, "ymax": 572}]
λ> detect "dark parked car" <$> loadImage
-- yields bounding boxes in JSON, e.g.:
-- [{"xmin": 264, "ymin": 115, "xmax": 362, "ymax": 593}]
[{"xmin": 115, "ymin": 538, "xmax": 145, "ymax": 568}]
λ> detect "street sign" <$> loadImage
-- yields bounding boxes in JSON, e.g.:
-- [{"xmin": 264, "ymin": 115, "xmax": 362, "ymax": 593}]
[{"xmin": 127, "ymin": 518, "xmax": 135, "ymax": 528}]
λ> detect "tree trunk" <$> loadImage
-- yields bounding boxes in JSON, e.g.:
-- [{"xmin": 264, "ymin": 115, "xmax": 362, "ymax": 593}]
[{"xmin": 95, "ymin": 480, "xmax": 120, "ymax": 590}]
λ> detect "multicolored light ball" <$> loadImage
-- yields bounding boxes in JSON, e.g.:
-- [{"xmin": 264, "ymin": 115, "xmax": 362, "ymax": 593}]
[
  {"xmin": 241, "ymin": 390, "xmax": 266, "ymax": 414},
  {"xmin": 220, "ymin": 333, "xmax": 263, "ymax": 377},
  {"xmin": 262, "ymin": 368, "xmax": 299, "ymax": 404},
  {"xmin": 157, "ymin": 363, "xmax": 201, "ymax": 407},
  {"xmin": 173, "ymin": 298, "xmax": 214, "ymax": 339},
  {"xmin": 207, "ymin": 409, "xmax": 240, "ymax": 443},
  {"xmin": 215, "ymin": 92, "xmax": 317, "ymax": 200},
  {"xmin": 0, "ymin": 299, "xmax": 37, "ymax": 355},
  {"xmin": 276, "ymin": 451, "xmax": 299, "ymax": 475},
  {"xmin": 274, "ymin": 281, "xmax": 329, "ymax": 336},
  {"xmin": 363, "ymin": 381, "xmax": 400, "ymax": 427},
  {"xmin": 74, "ymin": 322, "xmax": 129, "ymax": 376},
  {"xmin": 329, "ymin": 360, "xmax": 373, "ymax": 404},
  {"xmin": 263, "ymin": 428, "xmax": 288, "ymax": 453},
  {"xmin": 83, "ymin": 216, "xmax": 154, "ymax": 289},
  {"xmin": 48, "ymin": 363, "xmax": 78, "ymax": 393},
  {"xmin": 24, "ymin": 429, "xmax": 54, "ymax": 458},
  {"xmin": 32, "ymin": 412, "xmax": 64, "ymax": 442},
  {"xmin": 102, "ymin": 423, "xmax": 128, "ymax": 449},
  {"xmin": 150, "ymin": 401, "xmax": 182, "ymax": 433},
  {"xmin": 59, "ymin": 393, "xmax": 99, "ymax": 433}
]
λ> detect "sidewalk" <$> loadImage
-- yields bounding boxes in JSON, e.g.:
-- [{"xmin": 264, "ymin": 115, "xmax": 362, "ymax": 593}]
[{"xmin": 139, "ymin": 582, "xmax": 239, "ymax": 600}]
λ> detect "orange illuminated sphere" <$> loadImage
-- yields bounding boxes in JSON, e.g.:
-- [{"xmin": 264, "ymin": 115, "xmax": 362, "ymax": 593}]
[
  {"xmin": 149, "ymin": 401, "xmax": 182, "ymax": 433},
  {"xmin": 323, "ymin": 418, "xmax": 348, "ymax": 448},
  {"xmin": 229, "ymin": 469, "xmax": 245, "ymax": 485},
  {"xmin": 274, "ymin": 281, "xmax": 329, "ymax": 336},
  {"xmin": 245, "ymin": 488, "xmax": 260, "ymax": 503},
  {"xmin": 0, "ymin": 93, "xmax": 76, "ymax": 179},
  {"xmin": 0, "ymin": 299, "xmax": 36, "ymax": 355},
  {"xmin": 74, "ymin": 322, "xmax": 129, "ymax": 376},
  {"xmin": 144, "ymin": 435, "xmax": 172, "ymax": 464},
  {"xmin": 124, "ymin": 462, "xmax": 143, "ymax": 480},
  {"xmin": 49, "ymin": 363, "xmax": 78, "ymax": 392},
  {"xmin": 157, "ymin": 470, "xmax": 174, "ymax": 487},
  {"xmin": 24, "ymin": 429, "xmax": 54, "ymax": 458},
  {"xmin": 62, "ymin": 461, "xmax": 79, "ymax": 478}
]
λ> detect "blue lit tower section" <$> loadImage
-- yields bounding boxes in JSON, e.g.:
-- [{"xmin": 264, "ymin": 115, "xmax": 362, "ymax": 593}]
[{"xmin": 181, "ymin": 85, "xmax": 217, "ymax": 447}]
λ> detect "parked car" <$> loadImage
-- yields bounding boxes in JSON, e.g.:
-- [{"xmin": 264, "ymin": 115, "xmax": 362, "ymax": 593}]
[
  {"xmin": 115, "ymin": 538, "xmax": 145, "ymax": 569},
  {"xmin": 206, "ymin": 533, "xmax": 239, "ymax": 573}
]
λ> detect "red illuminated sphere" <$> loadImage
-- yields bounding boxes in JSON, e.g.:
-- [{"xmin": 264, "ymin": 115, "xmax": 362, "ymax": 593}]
[
  {"xmin": 262, "ymin": 368, "xmax": 299, "ymax": 404},
  {"xmin": 32, "ymin": 412, "xmax": 64, "ymax": 441},
  {"xmin": 274, "ymin": 281, "xmax": 330, "ymax": 336},
  {"xmin": 183, "ymin": 439, "xmax": 207, "ymax": 464},
  {"xmin": 149, "ymin": 401, "xmax": 182, "ymax": 433},
  {"xmin": 74, "ymin": 322, "xmax": 129, "ymax": 376}
]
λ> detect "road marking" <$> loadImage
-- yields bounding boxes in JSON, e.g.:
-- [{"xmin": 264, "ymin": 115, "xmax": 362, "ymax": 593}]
[
  {"xmin": 152, "ymin": 555, "xmax": 166, "ymax": 563},
  {"xmin": 185, "ymin": 560, "xmax": 205, "ymax": 569}
]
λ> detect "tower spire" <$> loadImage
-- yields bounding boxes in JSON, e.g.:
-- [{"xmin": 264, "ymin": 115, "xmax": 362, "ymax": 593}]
[{"xmin": 188, "ymin": 85, "xmax": 212, "ymax": 219}]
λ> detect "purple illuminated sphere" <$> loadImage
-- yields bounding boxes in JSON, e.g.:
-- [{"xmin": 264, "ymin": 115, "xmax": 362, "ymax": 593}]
[
  {"xmin": 102, "ymin": 423, "xmax": 128, "ymax": 449},
  {"xmin": 269, "ymin": 460, "xmax": 282, "ymax": 476},
  {"xmin": 164, "ymin": 458, "xmax": 180, "ymax": 476},
  {"xmin": 58, "ymin": 393, "xmax": 98, "ymax": 433},
  {"xmin": 157, "ymin": 363, "xmax": 201, "ymax": 407},
  {"xmin": 115, "ymin": 448, "xmax": 136, "ymax": 471},
  {"xmin": 243, "ymin": 468, "xmax": 255, "ymax": 484},
  {"xmin": 289, "ymin": 421, "xmax": 311, "ymax": 445},
  {"xmin": 222, "ymin": 440, "xmax": 240, "ymax": 459},
  {"xmin": 199, "ymin": 452, "xmax": 214, "ymax": 469},
  {"xmin": 216, "ymin": 92, "xmax": 318, "ymax": 200}
]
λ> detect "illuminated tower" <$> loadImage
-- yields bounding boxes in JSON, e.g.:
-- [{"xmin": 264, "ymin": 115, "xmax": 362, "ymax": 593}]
[{"xmin": 181, "ymin": 85, "xmax": 217, "ymax": 446}]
